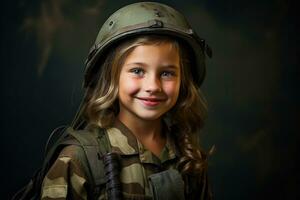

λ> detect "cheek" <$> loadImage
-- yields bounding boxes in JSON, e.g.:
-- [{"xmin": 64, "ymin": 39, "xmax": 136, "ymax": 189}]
[
  {"xmin": 119, "ymin": 75, "xmax": 140, "ymax": 96},
  {"xmin": 163, "ymin": 81, "xmax": 180, "ymax": 99}
]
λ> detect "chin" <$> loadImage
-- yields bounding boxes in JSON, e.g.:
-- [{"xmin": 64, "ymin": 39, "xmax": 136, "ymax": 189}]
[{"xmin": 136, "ymin": 112, "xmax": 164, "ymax": 121}]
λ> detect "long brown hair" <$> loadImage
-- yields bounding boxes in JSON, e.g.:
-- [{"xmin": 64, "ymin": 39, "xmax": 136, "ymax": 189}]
[{"xmin": 84, "ymin": 35, "xmax": 208, "ymax": 175}]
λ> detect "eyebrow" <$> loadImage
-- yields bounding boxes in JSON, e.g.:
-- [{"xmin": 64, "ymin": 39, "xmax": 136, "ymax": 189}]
[{"xmin": 125, "ymin": 62, "xmax": 179, "ymax": 69}]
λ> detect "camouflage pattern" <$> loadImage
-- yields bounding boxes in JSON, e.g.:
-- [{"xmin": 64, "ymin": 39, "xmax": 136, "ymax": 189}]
[
  {"xmin": 41, "ymin": 119, "xmax": 203, "ymax": 199},
  {"xmin": 41, "ymin": 144, "xmax": 88, "ymax": 200}
]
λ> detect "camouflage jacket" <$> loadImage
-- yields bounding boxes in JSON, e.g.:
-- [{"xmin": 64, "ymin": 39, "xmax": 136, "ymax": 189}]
[{"xmin": 41, "ymin": 120, "xmax": 211, "ymax": 200}]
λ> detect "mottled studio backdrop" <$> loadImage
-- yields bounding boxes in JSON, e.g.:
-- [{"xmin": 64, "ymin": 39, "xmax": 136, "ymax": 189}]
[{"xmin": 1, "ymin": 0, "xmax": 299, "ymax": 199}]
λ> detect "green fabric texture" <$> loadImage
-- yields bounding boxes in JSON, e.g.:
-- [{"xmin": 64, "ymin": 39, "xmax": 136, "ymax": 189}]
[{"xmin": 148, "ymin": 169, "xmax": 185, "ymax": 200}]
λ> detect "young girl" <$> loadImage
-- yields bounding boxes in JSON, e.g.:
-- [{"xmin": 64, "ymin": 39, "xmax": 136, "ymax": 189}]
[{"xmin": 41, "ymin": 2, "xmax": 212, "ymax": 200}]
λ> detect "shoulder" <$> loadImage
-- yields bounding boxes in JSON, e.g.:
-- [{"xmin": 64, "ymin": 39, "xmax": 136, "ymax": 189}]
[
  {"xmin": 43, "ymin": 145, "xmax": 87, "ymax": 188},
  {"xmin": 46, "ymin": 145, "xmax": 87, "ymax": 176},
  {"xmin": 45, "ymin": 126, "xmax": 98, "ymax": 177},
  {"xmin": 53, "ymin": 127, "xmax": 103, "ymax": 175},
  {"xmin": 41, "ymin": 145, "xmax": 89, "ymax": 199},
  {"xmin": 58, "ymin": 145, "xmax": 86, "ymax": 164}
]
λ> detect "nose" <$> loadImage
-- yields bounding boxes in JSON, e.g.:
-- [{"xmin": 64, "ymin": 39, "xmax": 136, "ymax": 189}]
[{"xmin": 144, "ymin": 74, "xmax": 162, "ymax": 93}]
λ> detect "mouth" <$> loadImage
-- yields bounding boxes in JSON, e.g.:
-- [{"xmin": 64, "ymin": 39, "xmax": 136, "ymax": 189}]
[{"xmin": 136, "ymin": 97, "xmax": 166, "ymax": 106}]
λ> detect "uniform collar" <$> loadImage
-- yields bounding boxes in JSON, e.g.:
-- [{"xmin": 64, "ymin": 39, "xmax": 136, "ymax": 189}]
[
  {"xmin": 106, "ymin": 119, "xmax": 179, "ymax": 164},
  {"xmin": 106, "ymin": 119, "xmax": 139, "ymax": 155}
]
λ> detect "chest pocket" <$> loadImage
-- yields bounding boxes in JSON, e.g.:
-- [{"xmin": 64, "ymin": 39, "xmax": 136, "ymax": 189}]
[{"xmin": 148, "ymin": 169, "xmax": 185, "ymax": 200}]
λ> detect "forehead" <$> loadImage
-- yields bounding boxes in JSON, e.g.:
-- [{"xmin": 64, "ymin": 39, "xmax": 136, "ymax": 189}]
[{"xmin": 124, "ymin": 42, "xmax": 180, "ymax": 66}]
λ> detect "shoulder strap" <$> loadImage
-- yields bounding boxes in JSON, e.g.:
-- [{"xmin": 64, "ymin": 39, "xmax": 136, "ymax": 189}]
[{"xmin": 67, "ymin": 127, "xmax": 111, "ymax": 198}]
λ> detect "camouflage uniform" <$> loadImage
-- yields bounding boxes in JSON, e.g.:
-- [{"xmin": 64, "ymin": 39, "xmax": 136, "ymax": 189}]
[{"xmin": 41, "ymin": 119, "xmax": 182, "ymax": 200}]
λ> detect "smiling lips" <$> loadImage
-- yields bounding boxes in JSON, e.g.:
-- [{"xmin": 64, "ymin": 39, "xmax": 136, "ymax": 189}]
[{"xmin": 136, "ymin": 97, "xmax": 166, "ymax": 107}]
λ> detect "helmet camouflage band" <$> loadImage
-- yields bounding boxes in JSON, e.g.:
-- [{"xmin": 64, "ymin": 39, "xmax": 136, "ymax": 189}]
[{"xmin": 84, "ymin": 1, "xmax": 212, "ymax": 88}]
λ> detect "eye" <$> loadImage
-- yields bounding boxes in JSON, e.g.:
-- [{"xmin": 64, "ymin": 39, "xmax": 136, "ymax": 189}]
[
  {"xmin": 161, "ymin": 71, "xmax": 176, "ymax": 78},
  {"xmin": 129, "ymin": 68, "xmax": 144, "ymax": 77}
]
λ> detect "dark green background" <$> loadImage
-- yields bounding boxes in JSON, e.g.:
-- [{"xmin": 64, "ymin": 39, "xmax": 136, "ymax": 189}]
[{"xmin": 1, "ymin": 0, "xmax": 299, "ymax": 199}]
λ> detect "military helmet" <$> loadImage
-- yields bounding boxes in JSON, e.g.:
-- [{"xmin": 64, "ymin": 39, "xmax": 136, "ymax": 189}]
[{"xmin": 84, "ymin": 1, "xmax": 212, "ymax": 88}]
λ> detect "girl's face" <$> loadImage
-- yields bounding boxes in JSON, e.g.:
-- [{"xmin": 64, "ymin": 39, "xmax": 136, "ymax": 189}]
[{"xmin": 118, "ymin": 42, "xmax": 181, "ymax": 122}]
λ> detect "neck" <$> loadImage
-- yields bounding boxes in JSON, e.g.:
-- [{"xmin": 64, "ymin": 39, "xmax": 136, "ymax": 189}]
[{"xmin": 117, "ymin": 114, "xmax": 162, "ymax": 141}]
